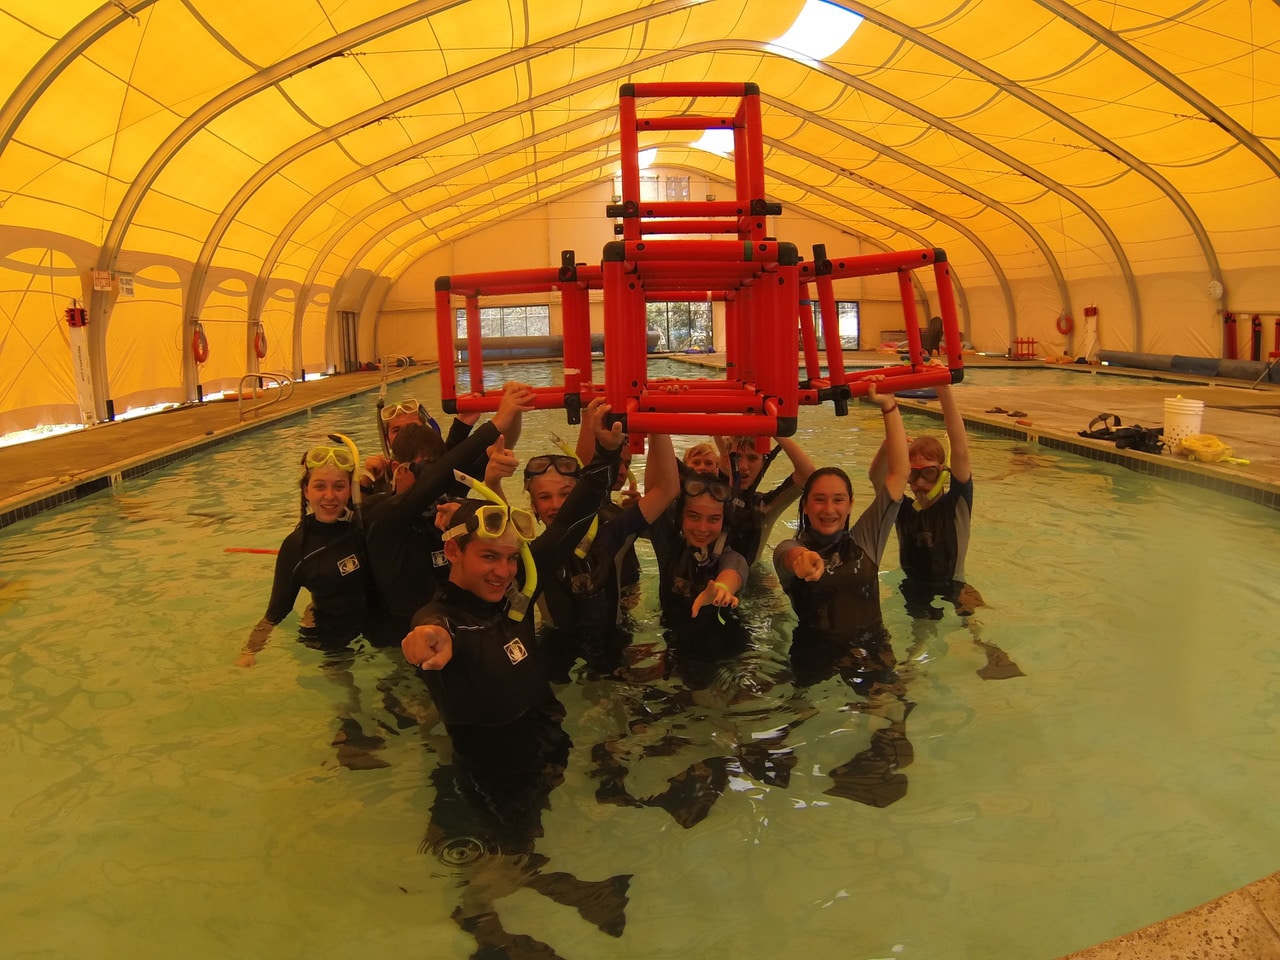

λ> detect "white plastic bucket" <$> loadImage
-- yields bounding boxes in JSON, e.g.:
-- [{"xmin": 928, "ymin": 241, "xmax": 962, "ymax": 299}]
[{"xmin": 1163, "ymin": 396, "xmax": 1205, "ymax": 453}]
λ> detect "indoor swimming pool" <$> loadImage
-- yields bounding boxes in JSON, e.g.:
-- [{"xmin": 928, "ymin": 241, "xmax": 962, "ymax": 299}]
[{"xmin": 2, "ymin": 364, "xmax": 1278, "ymax": 960}]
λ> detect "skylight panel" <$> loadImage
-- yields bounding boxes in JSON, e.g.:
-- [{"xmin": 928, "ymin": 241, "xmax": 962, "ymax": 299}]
[{"xmin": 767, "ymin": 0, "xmax": 863, "ymax": 66}]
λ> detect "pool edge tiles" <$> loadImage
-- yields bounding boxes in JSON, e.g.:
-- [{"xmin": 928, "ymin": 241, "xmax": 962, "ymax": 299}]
[
  {"xmin": 0, "ymin": 366, "xmax": 439, "ymax": 531},
  {"xmin": 900, "ymin": 402, "xmax": 1280, "ymax": 513}
]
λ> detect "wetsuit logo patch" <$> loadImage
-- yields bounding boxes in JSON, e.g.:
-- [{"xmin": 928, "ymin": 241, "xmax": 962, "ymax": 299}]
[
  {"xmin": 431, "ymin": 549, "xmax": 447, "ymax": 568},
  {"xmin": 503, "ymin": 638, "xmax": 529, "ymax": 665},
  {"xmin": 337, "ymin": 555, "xmax": 360, "ymax": 575}
]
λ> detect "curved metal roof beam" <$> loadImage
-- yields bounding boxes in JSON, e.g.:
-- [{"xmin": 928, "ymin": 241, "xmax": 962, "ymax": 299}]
[
  {"xmin": 297, "ymin": 112, "xmax": 1007, "ymax": 328},
  {"xmin": 186, "ymin": 38, "xmax": 1129, "ymax": 342},
  {"xmin": 0, "ymin": 0, "xmax": 163, "ymax": 154},
  {"xmin": 252, "ymin": 61, "xmax": 1081, "ymax": 330},
  {"xmin": 847, "ymin": 1, "xmax": 1224, "ymax": 290},
  {"xmin": 295, "ymin": 44, "xmax": 1132, "ymax": 335},
  {"xmin": 239, "ymin": 108, "xmax": 619, "ymax": 322},
  {"xmin": 182, "ymin": 0, "xmax": 709, "ymax": 320},
  {"xmin": 1034, "ymin": 0, "xmax": 1280, "ymax": 188},
  {"xmin": 763, "ymin": 144, "xmax": 1014, "ymax": 340},
  {"xmin": 723, "ymin": 42, "xmax": 1144, "ymax": 344},
  {"xmin": 93, "ymin": 0, "xmax": 479, "ymax": 280},
  {"xmin": 313, "ymin": 133, "xmax": 619, "ymax": 307},
  {"xmin": 320, "ymin": 127, "xmax": 1002, "ymax": 342}
]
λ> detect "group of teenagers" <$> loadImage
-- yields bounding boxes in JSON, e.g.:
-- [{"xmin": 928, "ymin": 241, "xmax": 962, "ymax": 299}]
[{"xmin": 237, "ymin": 374, "xmax": 978, "ymax": 818}]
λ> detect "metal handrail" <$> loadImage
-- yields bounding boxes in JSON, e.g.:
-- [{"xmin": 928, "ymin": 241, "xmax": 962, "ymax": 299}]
[
  {"xmin": 237, "ymin": 372, "xmax": 294, "ymax": 420},
  {"xmin": 379, "ymin": 355, "xmax": 411, "ymax": 380}
]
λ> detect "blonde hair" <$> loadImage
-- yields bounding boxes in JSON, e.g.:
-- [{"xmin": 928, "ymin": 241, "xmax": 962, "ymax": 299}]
[{"xmin": 683, "ymin": 441, "xmax": 717, "ymax": 465}]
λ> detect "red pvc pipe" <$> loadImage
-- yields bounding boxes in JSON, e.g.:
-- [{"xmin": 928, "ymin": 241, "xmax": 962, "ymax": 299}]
[
  {"xmin": 435, "ymin": 285, "xmax": 458, "ymax": 406},
  {"xmin": 897, "ymin": 269, "xmax": 924, "ymax": 365},
  {"xmin": 465, "ymin": 296, "xmax": 484, "ymax": 394},
  {"xmin": 629, "ymin": 81, "xmax": 753, "ymax": 98},
  {"xmin": 637, "ymin": 116, "xmax": 734, "ymax": 132},
  {"xmin": 799, "ymin": 248, "xmax": 938, "ymax": 279},
  {"xmin": 799, "ymin": 285, "xmax": 822, "ymax": 383},
  {"xmin": 631, "ymin": 201, "xmax": 752, "ymax": 218},
  {"xmin": 933, "ymin": 259, "xmax": 964, "ymax": 371},
  {"xmin": 813, "ymin": 270, "xmax": 848, "ymax": 389}
]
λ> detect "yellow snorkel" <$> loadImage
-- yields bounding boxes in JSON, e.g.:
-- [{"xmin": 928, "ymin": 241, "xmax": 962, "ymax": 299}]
[
  {"xmin": 550, "ymin": 432, "xmax": 599, "ymax": 558},
  {"xmin": 326, "ymin": 432, "xmax": 362, "ymax": 505},
  {"xmin": 452, "ymin": 469, "xmax": 537, "ymax": 621}
]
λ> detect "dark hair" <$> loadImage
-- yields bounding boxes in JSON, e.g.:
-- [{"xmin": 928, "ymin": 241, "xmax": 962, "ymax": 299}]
[
  {"xmin": 441, "ymin": 498, "xmax": 484, "ymax": 549},
  {"xmin": 798, "ymin": 466, "xmax": 853, "ymax": 532},
  {"xmin": 391, "ymin": 422, "xmax": 446, "ymax": 464}
]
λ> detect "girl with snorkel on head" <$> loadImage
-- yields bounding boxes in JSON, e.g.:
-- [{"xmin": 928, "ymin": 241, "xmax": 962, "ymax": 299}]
[{"xmin": 237, "ymin": 434, "xmax": 370, "ymax": 667}]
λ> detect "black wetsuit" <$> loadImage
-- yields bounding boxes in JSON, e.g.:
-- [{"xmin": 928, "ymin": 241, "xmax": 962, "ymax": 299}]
[
  {"xmin": 409, "ymin": 441, "xmax": 620, "ymax": 732},
  {"xmin": 363, "ymin": 418, "xmax": 479, "ymax": 499},
  {"xmin": 363, "ymin": 420, "xmax": 503, "ymax": 644},
  {"xmin": 774, "ymin": 485, "xmax": 900, "ymax": 683},
  {"xmin": 775, "ymin": 487, "xmax": 914, "ymax": 807},
  {"xmin": 264, "ymin": 513, "xmax": 368, "ymax": 645},
  {"xmin": 726, "ymin": 476, "xmax": 801, "ymax": 565},
  {"xmin": 895, "ymin": 475, "xmax": 974, "ymax": 617},
  {"xmin": 648, "ymin": 507, "xmax": 750, "ymax": 678},
  {"xmin": 538, "ymin": 502, "xmax": 651, "ymax": 678}
]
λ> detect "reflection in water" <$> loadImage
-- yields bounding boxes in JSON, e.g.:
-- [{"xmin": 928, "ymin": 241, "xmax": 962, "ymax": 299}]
[{"xmin": 418, "ymin": 703, "xmax": 632, "ymax": 958}]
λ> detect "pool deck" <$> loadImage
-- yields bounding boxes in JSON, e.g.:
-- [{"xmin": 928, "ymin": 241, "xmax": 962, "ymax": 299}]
[{"xmin": 2, "ymin": 353, "xmax": 1279, "ymax": 958}]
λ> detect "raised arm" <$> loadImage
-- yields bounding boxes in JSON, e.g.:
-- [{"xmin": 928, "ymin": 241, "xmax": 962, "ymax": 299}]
[
  {"xmin": 936, "ymin": 381, "xmax": 971, "ymax": 484},
  {"xmin": 776, "ymin": 436, "xmax": 815, "ymax": 488},
  {"xmin": 527, "ymin": 398, "xmax": 622, "ymax": 574},
  {"xmin": 637, "ymin": 433, "xmax": 679, "ymax": 523},
  {"xmin": 869, "ymin": 380, "xmax": 908, "ymax": 501}
]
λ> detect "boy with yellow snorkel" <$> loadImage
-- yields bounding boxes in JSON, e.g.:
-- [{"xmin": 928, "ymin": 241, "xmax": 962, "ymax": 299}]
[
  {"xmin": 401, "ymin": 398, "xmax": 623, "ymax": 743},
  {"xmin": 869, "ymin": 377, "xmax": 983, "ymax": 619}
]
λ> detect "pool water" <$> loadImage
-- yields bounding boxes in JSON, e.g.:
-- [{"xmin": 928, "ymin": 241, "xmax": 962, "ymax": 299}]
[{"xmin": 2, "ymin": 363, "xmax": 1279, "ymax": 960}]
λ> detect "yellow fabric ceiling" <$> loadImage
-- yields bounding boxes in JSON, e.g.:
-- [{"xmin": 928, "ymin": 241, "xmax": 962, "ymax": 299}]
[{"xmin": 1, "ymin": 0, "xmax": 1278, "ymax": 433}]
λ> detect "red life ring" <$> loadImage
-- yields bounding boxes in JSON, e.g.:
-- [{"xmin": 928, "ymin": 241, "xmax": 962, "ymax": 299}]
[
  {"xmin": 192, "ymin": 323, "xmax": 209, "ymax": 363},
  {"xmin": 1056, "ymin": 314, "xmax": 1074, "ymax": 335},
  {"xmin": 253, "ymin": 325, "xmax": 268, "ymax": 359}
]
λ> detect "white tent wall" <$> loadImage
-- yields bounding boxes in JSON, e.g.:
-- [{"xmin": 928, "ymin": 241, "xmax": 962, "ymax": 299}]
[
  {"xmin": 0, "ymin": 241, "xmax": 83, "ymax": 435},
  {"xmin": 299, "ymin": 295, "xmax": 329, "ymax": 378},
  {"xmin": 104, "ymin": 263, "xmax": 184, "ymax": 414},
  {"xmin": 198, "ymin": 278, "xmax": 252, "ymax": 397},
  {"xmin": 259, "ymin": 291, "xmax": 297, "ymax": 378}
]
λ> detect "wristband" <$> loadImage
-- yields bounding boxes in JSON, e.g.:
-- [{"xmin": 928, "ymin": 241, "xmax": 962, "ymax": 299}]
[{"xmin": 881, "ymin": 403, "xmax": 898, "ymax": 414}]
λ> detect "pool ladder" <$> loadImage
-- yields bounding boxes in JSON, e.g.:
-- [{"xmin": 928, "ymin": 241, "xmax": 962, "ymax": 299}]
[{"xmin": 237, "ymin": 372, "xmax": 294, "ymax": 420}]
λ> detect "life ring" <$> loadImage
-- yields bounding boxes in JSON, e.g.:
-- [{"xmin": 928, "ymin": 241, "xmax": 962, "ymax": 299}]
[
  {"xmin": 253, "ymin": 324, "xmax": 268, "ymax": 359},
  {"xmin": 1056, "ymin": 314, "xmax": 1074, "ymax": 336},
  {"xmin": 192, "ymin": 323, "xmax": 209, "ymax": 363}
]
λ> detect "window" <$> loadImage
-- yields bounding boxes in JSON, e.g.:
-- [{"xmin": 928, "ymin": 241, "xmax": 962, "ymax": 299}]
[
  {"xmin": 647, "ymin": 301, "xmax": 713, "ymax": 352},
  {"xmin": 804, "ymin": 299, "xmax": 859, "ymax": 351},
  {"xmin": 455, "ymin": 304, "xmax": 550, "ymax": 339},
  {"xmin": 666, "ymin": 175, "xmax": 689, "ymax": 201}
]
